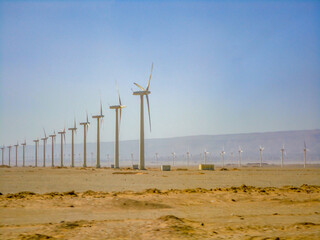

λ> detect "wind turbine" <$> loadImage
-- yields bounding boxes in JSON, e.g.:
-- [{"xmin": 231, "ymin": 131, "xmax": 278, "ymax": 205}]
[
  {"xmin": 1, "ymin": 145, "xmax": 5, "ymax": 165},
  {"xmin": 303, "ymin": 141, "xmax": 309, "ymax": 168},
  {"xmin": 7, "ymin": 145, "xmax": 12, "ymax": 166},
  {"xmin": 21, "ymin": 140, "xmax": 26, "ymax": 167},
  {"xmin": 14, "ymin": 142, "xmax": 19, "ymax": 167},
  {"xmin": 58, "ymin": 127, "xmax": 66, "ymax": 167},
  {"xmin": 110, "ymin": 86, "xmax": 126, "ymax": 169},
  {"xmin": 220, "ymin": 148, "xmax": 226, "ymax": 167},
  {"xmin": 230, "ymin": 151, "xmax": 234, "ymax": 164},
  {"xmin": 33, "ymin": 139, "xmax": 39, "ymax": 167},
  {"xmin": 238, "ymin": 146, "xmax": 243, "ymax": 168},
  {"xmin": 259, "ymin": 146, "xmax": 264, "ymax": 167},
  {"xmin": 204, "ymin": 149, "xmax": 209, "ymax": 164},
  {"xmin": 186, "ymin": 150, "xmax": 190, "ymax": 167},
  {"xmin": 41, "ymin": 129, "xmax": 48, "ymax": 167},
  {"xmin": 155, "ymin": 152, "xmax": 159, "ymax": 165},
  {"xmin": 132, "ymin": 63, "xmax": 153, "ymax": 170},
  {"xmin": 280, "ymin": 144, "xmax": 285, "ymax": 168},
  {"xmin": 49, "ymin": 131, "xmax": 56, "ymax": 167},
  {"xmin": 68, "ymin": 118, "xmax": 77, "ymax": 167},
  {"xmin": 80, "ymin": 112, "xmax": 90, "ymax": 167},
  {"xmin": 130, "ymin": 153, "xmax": 134, "ymax": 166},
  {"xmin": 92, "ymin": 101, "xmax": 104, "ymax": 168},
  {"xmin": 172, "ymin": 152, "xmax": 176, "ymax": 166}
]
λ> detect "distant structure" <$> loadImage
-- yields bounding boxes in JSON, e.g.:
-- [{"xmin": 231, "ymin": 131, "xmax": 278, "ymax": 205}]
[
  {"xmin": 58, "ymin": 128, "xmax": 66, "ymax": 167},
  {"xmin": 132, "ymin": 63, "xmax": 153, "ymax": 170},
  {"xmin": 33, "ymin": 139, "xmax": 39, "ymax": 167},
  {"xmin": 259, "ymin": 146, "xmax": 264, "ymax": 167},
  {"xmin": 238, "ymin": 146, "xmax": 243, "ymax": 167},
  {"xmin": 204, "ymin": 149, "xmax": 209, "ymax": 164},
  {"xmin": 14, "ymin": 142, "xmax": 19, "ymax": 167},
  {"xmin": 21, "ymin": 140, "xmax": 26, "ymax": 167},
  {"xmin": 41, "ymin": 130, "xmax": 48, "ymax": 167},
  {"xmin": 230, "ymin": 151, "xmax": 234, "ymax": 164},
  {"xmin": 155, "ymin": 152, "xmax": 159, "ymax": 165},
  {"xmin": 92, "ymin": 101, "xmax": 104, "ymax": 168},
  {"xmin": 1, "ymin": 145, "xmax": 5, "ymax": 165},
  {"xmin": 130, "ymin": 153, "xmax": 134, "ymax": 166},
  {"xmin": 49, "ymin": 131, "xmax": 56, "ymax": 167},
  {"xmin": 80, "ymin": 112, "xmax": 90, "ymax": 167},
  {"xmin": 171, "ymin": 152, "xmax": 176, "ymax": 166},
  {"xmin": 304, "ymin": 141, "xmax": 308, "ymax": 168},
  {"xmin": 110, "ymin": 86, "xmax": 126, "ymax": 169},
  {"xmin": 186, "ymin": 150, "xmax": 190, "ymax": 166},
  {"xmin": 68, "ymin": 119, "xmax": 77, "ymax": 167},
  {"xmin": 220, "ymin": 148, "xmax": 225, "ymax": 167},
  {"xmin": 7, "ymin": 145, "xmax": 12, "ymax": 166},
  {"xmin": 280, "ymin": 144, "xmax": 285, "ymax": 168}
]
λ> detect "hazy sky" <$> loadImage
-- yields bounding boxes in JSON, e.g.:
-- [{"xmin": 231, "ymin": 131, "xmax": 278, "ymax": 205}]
[{"xmin": 1, "ymin": 0, "xmax": 319, "ymax": 145}]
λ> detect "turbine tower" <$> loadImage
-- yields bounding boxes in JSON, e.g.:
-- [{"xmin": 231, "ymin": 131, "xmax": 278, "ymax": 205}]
[
  {"xmin": 204, "ymin": 149, "xmax": 209, "ymax": 164},
  {"xmin": 1, "ymin": 145, "xmax": 5, "ymax": 165},
  {"xmin": 131, "ymin": 153, "xmax": 134, "ymax": 166},
  {"xmin": 49, "ymin": 131, "xmax": 56, "ymax": 167},
  {"xmin": 132, "ymin": 63, "xmax": 153, "ymax": 170},
  {"xmin": 68, "ymin": 118, "xmax": 77, "ymax": 167},
  {"xmin": 80, "ymin": 112, "xmax": 90, "ymax": 167},
  {"xmin": 155, "ymin": 152, "xmax": 159, "ymax": 165},
  {"xmin": 220, "ymin": 148, "xmax": 226, "ymax": 167},
  {"xmin": 33, "ymin": 139, "xmax": 39, "ymax": 167},
  {"xmin": 14, "ymin": 142, "xmax": 19, "ymax": 167},
  {"xmin": 303, "ymin": 141, "xmax": 308, "ymax": 168},
  {"xmin": 238, "ymin": 146, "xmax": 243, "ymax": 168},
  {"xmin": 186, "ymin": 150, "xmax": 190, "ymax": 167},
  {"xmin": 259, "ymin": 146, "xmax": 264, "ymax": 167},
  {"xmin": 280, "ymin": 144, "xmax": 285, "ymax": 168},
  {"xmin": 109, "ymin": 86, "xmax": 126, "ymax": 169},
  {"xmin": 7, "ymin": 145, "xmax": 12, "ymax": 166},
  {"xmin": 172, "ymin": 152, "xmax": 176, "ymax": 166},
  {"xmin": 92, "ymin": 101, "xmax": 104, "ymax": 168},
  {"xmin": 58, "ymin": 128, "xmax": 66, "ymax": 167},
  {"xmin": 21, "ymin": 140, "xmax": 26, "ymax": 167},
  {"xmin": 41, "ymin": 129, "xmax": 48, "ymax": 167}
]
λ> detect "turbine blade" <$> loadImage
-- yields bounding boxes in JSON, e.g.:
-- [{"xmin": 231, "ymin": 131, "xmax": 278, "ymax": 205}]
[
  {"xmin": 146, "ymin": 95, "xmax": 151, "ymax": 132},
  {"xmin": 134, "ymin": 83, "xmax": 145, "ymax": 91},
  {"xmin": 86, "ymin": 111, "xmax": 89, "ymax": 123},
  {"xmin": 100, "ymin": 100, "xmax": 103, "ymax": 116},
  {"xmin": 146, "ymin": 63, "xmax": 153, "ymax": 91},
  {"xmin": 74, "ymin": 117, "xmax": 76, "ymax": 128}
]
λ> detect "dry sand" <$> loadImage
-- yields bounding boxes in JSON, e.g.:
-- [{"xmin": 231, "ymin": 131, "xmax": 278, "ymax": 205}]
[{"xmin": 0, "ymin": 166, "xmax": 319, "ymax": 239}]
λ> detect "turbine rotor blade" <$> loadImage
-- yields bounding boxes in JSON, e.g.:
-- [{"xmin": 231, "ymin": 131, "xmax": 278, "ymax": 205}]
[
  {"xmin": 146, "ymin": 95, "xmax": 151, "ymax": 132},
  {"xmin": 100, "ymin": 100, "xmax": 103, "ymax": 116},
  {"xmin": 146, "ymin": 63, "xmax": 153, "ymax": 91},
  {"xmin": 134, "ymin": 83, "xmax": 145, "ymax": 91}
]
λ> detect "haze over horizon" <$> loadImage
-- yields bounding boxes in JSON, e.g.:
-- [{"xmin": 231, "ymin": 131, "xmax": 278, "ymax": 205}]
[{"xmin": 1, "ymin": 1, "xmax": 320, "ymax": 145}]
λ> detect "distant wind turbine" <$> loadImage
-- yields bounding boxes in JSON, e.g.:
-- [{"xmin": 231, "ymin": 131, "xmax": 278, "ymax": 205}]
[
  {"xmin": 14, "ymin": 142, "xmax": 19, "ymax": 167},
  {"xmin": 92, "ymin": 101, "xmax": 104, "ymax": 168},
  {"xmin": 80, "ymin": 112, "xmax": 90, "ymax": 167},
  {"xmin": 7, "ymin": 145, "xmax": 12, "ymax": 166},
  {"xmin": 280, "ymin": 144, "xmax": 285, "ymax": 168},
  {"xmin": 304, "ymin": 141, "xmax": 309, "ymax": 168},
  {"xmin": 58, "ymin": 127, "xmax": 66, "ymax": 167},
  {"xmin": 110, "ymin": 85, "xmax": 126, "ymax": 169},
  {"xmin": 33, "ymin": 139, "xmax": 39, "ymax": 167},
  {"xmin": 220, "ymin": 148, "xmax": 225, "ymax": 167},
  {"xmin": 21, "ymin": 140, "xmax": 26, "ymax": 167},
  {"xmin": 172, "ymin": 152, "xmax": 176, "ymax": 166},
  {"xmin": 130, "ymin": 153, "xmax": 134, "ymax": 166},
  {"xmin": 1, "ymin": 145, "xmax": 5, "ymax": 165},
  {"xmin": 238, "ymin": 146, "xmax": 243, "ymax": 168},
  {"xmin": 259, "ymin": 146, "xmax": 264, "ymax": 167},
  {"xmin": 49, "ymin": 131, "xmax": 56, "ymax": 167},
  {"xmin": 132, "ymin": 63, "xmax": 153, "ymax": 170},
  {"xmin": 186, "ymin": 149, "xmax": 190, "ymax": 167},
  {"xmin": 68, "ymin": 118, "xmax": 77, "ymax": 167},
  {"xmin": 41, "ymin": 129, "xmax": 48, "ymax": 167},
  {"xmin": 204, "ymin": 149, "xmax": 209, "ymax": 164},
  {"xmin": 155, "ymin": 153, "xmax": 159, "ymax": 165}
]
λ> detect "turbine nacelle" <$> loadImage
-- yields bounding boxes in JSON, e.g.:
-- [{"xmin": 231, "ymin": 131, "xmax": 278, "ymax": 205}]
[
  {"xmin": 109, "ymin": 105, "xmax": 126, "ymax": 109},
  {"xmin": 132, "ymin": 90, "xmax": 151, "ymax": 96}
]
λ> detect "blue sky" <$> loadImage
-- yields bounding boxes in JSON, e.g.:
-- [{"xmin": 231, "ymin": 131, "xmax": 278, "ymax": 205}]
[{"xmin": 1, "ymin": 0, "xmax": 319, "ymax": 145}]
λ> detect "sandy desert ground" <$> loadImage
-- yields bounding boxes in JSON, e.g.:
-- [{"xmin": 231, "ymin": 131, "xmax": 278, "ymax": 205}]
[{"xmin": 0, "ymin": 166, "xmax": 319, "ymax": 239}]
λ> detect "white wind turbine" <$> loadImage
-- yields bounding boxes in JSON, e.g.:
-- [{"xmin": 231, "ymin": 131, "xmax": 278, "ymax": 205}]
[
  {"xmin": 68, "ymin": 118, "xmax": 77, "ymax": 167},
  {"xmin": 280, "ymin": 144, "xmax": 285, "ymax": 168},
  {"xmin": 58, "ymin": 127, "xmax": 66, "ymax": 167},
  {"xmin": 41, "ymin": 129, "xmax": 48, "ymax": 167},
  {"xmin": 21, "ymin": 140, "xmax": 26, "ymax": 167},
  {"xmin": 155, "ymin": 152, "xmax": 159, "ymax": 165},
  {"xmin": 132, "ymin": 63, "xmax": 153, "ymax": 170},
  {"xmin": 80, "ymin": 112, "xmax": 90, "ymax": 167},
  {"xmin": 303, "ymin": 141, "xmax": 309, "ymax": 168},
  {"xmin": 238, "ymin": 146, "xmax": 243, "ymax": 168},
  {"xmin": 33, "ymin": 138, "xmax": 39, "ymax": 167},
  {"xmin": 172, "ymin": 152, "xmax": 176, "ymax": 166},
  {"xmin": 186, "ymin": 149, "xmax": 190, "ymax": 167},
  {"xmin": 220, "ymin": 147, "xmax": 226, "ymax": 167},
  {"xmin": 110, "ymin": 86, "xmax": 126, "ymax": 169},
  {"xmin": 130, "ymin": 153, "xmax": 134, "ymax": 166},
  {"xmin": 259, "ymin": 146, "xmax": 264, "ymax": 167},
  {"xmin": 204, "ymin": 149, "xmax": 209, "ymax": 164},
  {"xmin": 1, "ymin": 145, "xmax": 5, "ymax": 165},
  {"xmin": 14, "ymin": 142, "xmax": 19, "ymax": 167},
  {"xmin": 92, "ymin": 101, "xmax": 104, "ymax": 168},
  {"xmin": 49, "ymin": 131, "xmax": 56, "ymax": 167},
  {"xmin": 7, "ymin": 145, "xmax": 12, "ymax": 166}
]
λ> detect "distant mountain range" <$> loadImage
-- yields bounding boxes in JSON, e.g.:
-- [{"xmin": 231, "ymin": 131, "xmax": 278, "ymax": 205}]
[{"xmin": 14, "ymin": 129, "xmax": 320, "ymax": 167}]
